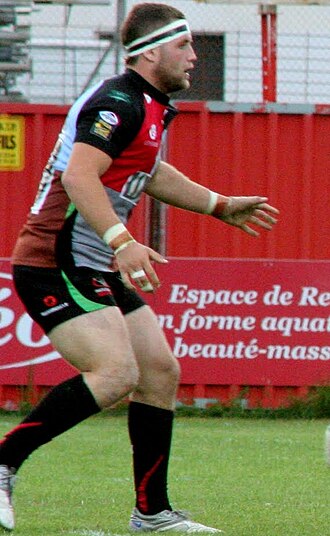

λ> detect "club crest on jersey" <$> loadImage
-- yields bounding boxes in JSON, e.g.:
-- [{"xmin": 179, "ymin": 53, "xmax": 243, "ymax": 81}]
[
  {"xmin": 149, "ymin": 124, "xmax": 157, "ymax": 140},
  {"xmin": 90, "ymin": 111, "xmax": 120, "ymax": 140}
]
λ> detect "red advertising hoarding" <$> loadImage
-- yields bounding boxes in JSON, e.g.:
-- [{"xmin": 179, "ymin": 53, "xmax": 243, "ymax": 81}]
[
  {"xmin": 0, "ymin": 258, "xmax": 329, "ymax": 392},
  {"xmin": 148, "ymin": 258, "xmax": 330, "ymax": 387},
  {"xmin": 0, "ymin": 259, "xmax": 330, "ymax": 392}
]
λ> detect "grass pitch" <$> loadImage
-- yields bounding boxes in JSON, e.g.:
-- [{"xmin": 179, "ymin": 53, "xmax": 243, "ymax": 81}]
[{"xmin": 0, "ymin": 414, "xmax": 328, "ymax": 536}]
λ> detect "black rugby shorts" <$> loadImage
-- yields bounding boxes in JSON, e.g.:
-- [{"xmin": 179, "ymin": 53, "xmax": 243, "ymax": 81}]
[{"xmin": 13, "ymin": 265, "xmax": 146, "ymax": 334}]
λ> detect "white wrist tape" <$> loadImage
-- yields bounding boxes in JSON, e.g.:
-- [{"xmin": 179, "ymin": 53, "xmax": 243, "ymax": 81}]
[
  {"xmin": 103, "ymin": 223, "xmax": 127, "ymax": 245},
  {"xmin": 113, "ymin": 239, "xmax": 136, "ymax": 255},
  {"xmin": 205, "ymin": 190, "xmax": 219, "ymax": 214}
]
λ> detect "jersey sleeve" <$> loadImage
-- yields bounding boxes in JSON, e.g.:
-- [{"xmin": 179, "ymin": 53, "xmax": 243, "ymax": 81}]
[{"xmin": 74, "ymin": 93, "xmax": 143, "ymax": 158}]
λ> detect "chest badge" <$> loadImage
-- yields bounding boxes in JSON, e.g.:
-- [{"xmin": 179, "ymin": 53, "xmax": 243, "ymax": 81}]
[{"xmin": 149, "ymin": 124, "xmax": 157, "ymax": 141}]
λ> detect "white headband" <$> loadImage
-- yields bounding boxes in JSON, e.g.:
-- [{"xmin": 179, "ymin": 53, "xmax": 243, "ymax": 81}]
[{"xmin": 125, "ymin": 19, "xmax": 191, "ymax": 58}]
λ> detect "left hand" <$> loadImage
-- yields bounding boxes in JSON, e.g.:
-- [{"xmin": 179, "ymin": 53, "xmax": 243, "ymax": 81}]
[
  {"xmin": 114, "ymin": 241, "xmax": 168, "ymax": 293},
  {"xmin": 215, "ymin": 196, "xmax": 279, "ymax": 236}
]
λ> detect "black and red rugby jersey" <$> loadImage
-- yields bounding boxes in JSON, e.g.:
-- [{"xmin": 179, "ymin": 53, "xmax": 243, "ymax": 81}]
[{"xmin": 13, "ymin": 70, "xmax": 177, "ymax": 270}]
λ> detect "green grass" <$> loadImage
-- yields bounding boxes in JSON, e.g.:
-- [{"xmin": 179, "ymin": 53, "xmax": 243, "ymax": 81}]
[{"xmin": 0, "ymin": 415, "xmax": 328, "ymax": 536}]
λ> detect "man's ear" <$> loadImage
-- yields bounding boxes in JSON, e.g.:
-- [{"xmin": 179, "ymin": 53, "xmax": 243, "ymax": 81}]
[{"xmin": 142, "ymin": 47, "xmax": 160, "ymax": 63}]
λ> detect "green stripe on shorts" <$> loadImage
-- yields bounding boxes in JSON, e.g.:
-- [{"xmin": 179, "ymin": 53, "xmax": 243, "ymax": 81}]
[{"xmin": 61, "ymin": 270, "xmax": 107, "ymax": 313}]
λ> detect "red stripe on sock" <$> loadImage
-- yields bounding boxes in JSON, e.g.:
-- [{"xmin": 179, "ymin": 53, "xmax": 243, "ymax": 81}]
[
  {"xmin": 137, "ymin": 454, "xmax": 164, "ymax": 513},
  {"xmin": 0, "ymin": 422, "xmax": 42, "ymax": 445}
]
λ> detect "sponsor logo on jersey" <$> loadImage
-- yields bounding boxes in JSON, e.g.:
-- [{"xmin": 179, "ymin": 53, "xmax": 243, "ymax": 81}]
[
  {"xmin": 90, "ymin": 120, "xmax": 112, "ymax": 140},
  {"xmin": 90, "ymin": 111, "xmax": 120, "ymax": 141}
]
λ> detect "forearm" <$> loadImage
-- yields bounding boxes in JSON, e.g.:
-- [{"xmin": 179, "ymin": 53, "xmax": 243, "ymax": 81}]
[
  {"xmin": 144, "ymin": 161, "xmax": 279, "ymax": 237},
  {"xmin": 145, "ymin": 161, "xmax": 228, "ymax": 214},
  {"xmin": 63, "ymin": 169, "xmax": 138, "ymax": 255},
  {"xmin": 62, "ymin": 168, "xmax": 122, "ymax": 238},
  {"xmin": 61, "ymin": 142, "xmax": 122, "ymax": 240}
]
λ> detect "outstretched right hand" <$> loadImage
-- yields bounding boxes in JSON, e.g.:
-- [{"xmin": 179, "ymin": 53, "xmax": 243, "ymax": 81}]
[{"xmin": 213, "ymin": 196, "xmax": 279, "ymax": 237}]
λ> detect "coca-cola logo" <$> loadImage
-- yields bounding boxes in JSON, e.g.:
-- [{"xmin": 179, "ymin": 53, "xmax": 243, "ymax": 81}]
[{"xmin": 0, "ymin": 268, "xmax": 61, "ymax": 370}]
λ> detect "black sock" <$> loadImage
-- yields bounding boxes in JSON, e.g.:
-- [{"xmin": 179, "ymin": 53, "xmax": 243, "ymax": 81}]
[
  {"xmin": 0, "ymin": 374, "xmax": 100, "ymax": 470},
  {"xmin": 128, "ymin": 401, "xmax": 174, "ymax": 515}
]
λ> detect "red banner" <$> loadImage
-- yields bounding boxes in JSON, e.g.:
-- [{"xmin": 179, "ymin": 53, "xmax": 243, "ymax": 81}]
[{"xmin": 0, "ymin": 258, "xmax": 329, "ymax": 387}]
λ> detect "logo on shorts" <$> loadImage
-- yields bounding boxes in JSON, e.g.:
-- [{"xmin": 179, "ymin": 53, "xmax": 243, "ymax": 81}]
[
  {"xmin": 43, "ymin": 295, "xmax": 58, "ymax": 307},
  {"xmin": 92, "ymin": 277, "xmax": 113, "ymax": 297},
  {"xmin": 41, "ymin": 295, "xmax": 69, "ymax": 317}
]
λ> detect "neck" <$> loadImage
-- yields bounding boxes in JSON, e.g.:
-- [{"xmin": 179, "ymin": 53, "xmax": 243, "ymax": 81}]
[{"xmin": 127, "ymin": 65, "xmax": 169, "ymax": 95}]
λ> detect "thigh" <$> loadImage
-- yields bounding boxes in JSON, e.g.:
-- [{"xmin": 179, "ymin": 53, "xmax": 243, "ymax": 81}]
[
  {"xmin": 13, "ymin": 265, "xmax": 139, "ymax": 406},
  {"xmin": 125, "ymin": 305, "xmax": 180, "ymax": 409},
  {"xmin": 48, "ymin": 306, "xmax": 134, "ymax": 373},
  {"xmin": 49, "ymin": 307, "xmax": 139, "ymax": 407}
]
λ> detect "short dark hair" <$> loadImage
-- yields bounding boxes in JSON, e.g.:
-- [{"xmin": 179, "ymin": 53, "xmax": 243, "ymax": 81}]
[{"xmin": 121, "ymin": 3, "xmax": 185, "ymax": 49}]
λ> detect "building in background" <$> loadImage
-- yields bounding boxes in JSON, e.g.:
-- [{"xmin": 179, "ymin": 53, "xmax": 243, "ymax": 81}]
[
  {"xmin": 2, "ymin": 1, "xmax": 330, "ymax": 104},
  {"xmin": 0, "ymin": 1, "xmax": 32, "ymax": 101}
]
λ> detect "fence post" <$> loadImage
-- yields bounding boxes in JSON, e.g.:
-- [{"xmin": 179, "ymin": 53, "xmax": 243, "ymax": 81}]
[{"xmin": 259, "ymin": 4, "xmax": 277, "ymax": 102}]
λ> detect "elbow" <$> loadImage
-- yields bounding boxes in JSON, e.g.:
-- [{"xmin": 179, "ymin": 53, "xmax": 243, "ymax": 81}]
[{"xmin": 61, "ymin": 169, "xmax": 77, "ymax": 194}]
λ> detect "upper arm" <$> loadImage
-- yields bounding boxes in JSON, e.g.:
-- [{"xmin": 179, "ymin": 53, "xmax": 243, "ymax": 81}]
[
  {"xmin": 74, "ymin": 95, "xmax": 142, "ymax": 160},
  {"xmin": 62, "ymin": 142, "xmax": 112, "ymax": 186}
]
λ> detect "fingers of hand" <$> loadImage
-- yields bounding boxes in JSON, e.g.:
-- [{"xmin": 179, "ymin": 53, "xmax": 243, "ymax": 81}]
[
  {"xmin": 229, "ymin": 196, "xmax": 268, "ymax": 213},
  {"xmin": 230, "ymin": 198, "xmax": 279, "ymax": 217},
  {"xmin": 241, "ymin": 223, "xmax": 259, "ymax": 237},
  {"xmin": 130, "ymin": 269, "xmax": 147, "ymax": 280},
  {"xmin": 132, "ymin": 246, "xmax": 166, "ymax": 291},
  {"xmin": 240, "ymin": 206, "xmax": 278, "ymax": 235},
  {"xmin": 116, "ymin": 242, "xmax": 163, "ymax": 292},
  {"xmin": 248, "ymin": 215, "xmax": 273, "ymax": 231},
  {"xmin": 121, "ymin": 270, "xmax": 154, "ymax": 292},
  {"xmin": 255, "ymin": 202, "xmax": 280, "ymax": 215},
  {"xmin": 145, "ymin": 247, "xmax": 169, "ymax": 265},
  {"xmin": 120, "ymin": 272, "xmax": 135, "ymax": 291},
  {"xmin": 130, "ymin": 268, "xmax": 160, "ymax": 293},
  {"xmin": 253, "ymin": 209, "xmax": 278, "ymax": 227}
]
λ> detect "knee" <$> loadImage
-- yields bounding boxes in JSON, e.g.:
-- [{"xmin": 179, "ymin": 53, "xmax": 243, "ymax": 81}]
[
  {"xmin": 146, "ymin": 352, "xmax": 180, "ymax": 386},
  {"xmin": 164, "ymin": 356, "xmax": 180, "ymax": 385},
  {"xmin": 89, "ymin": 358, "xmax": 140, "ymax": 408},
  {"xmin": 116, "ymin": 358, "xmax": 140, "ymax": 394},
  {"xmin": 132, "ymin": 353, "xmax": 180, "ymax": 409}
]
